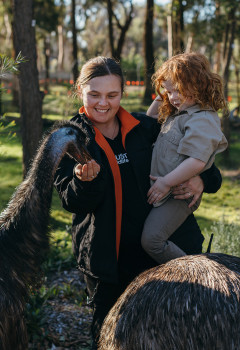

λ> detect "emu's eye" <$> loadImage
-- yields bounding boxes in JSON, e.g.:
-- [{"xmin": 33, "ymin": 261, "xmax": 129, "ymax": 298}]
[{"xmin": 67, "ymin": 128, "xmax": 75, "ymax": 136}]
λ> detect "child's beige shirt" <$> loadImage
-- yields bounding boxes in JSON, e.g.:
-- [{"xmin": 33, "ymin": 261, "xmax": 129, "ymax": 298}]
[{"xmin": 151, "ymin": 104, "xmax": 228, "ymax": 206}]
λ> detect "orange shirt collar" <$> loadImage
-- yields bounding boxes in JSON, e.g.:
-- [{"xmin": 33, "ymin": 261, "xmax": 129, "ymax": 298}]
[{"xmin": 78, "ymin": 106, "xmax": 140, "ymax": 148}]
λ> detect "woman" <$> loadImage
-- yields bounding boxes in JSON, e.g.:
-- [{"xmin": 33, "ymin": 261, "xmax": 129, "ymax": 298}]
[{"xmin": 54, "ymin": 56, "xmax": 222, "ymax": 349}]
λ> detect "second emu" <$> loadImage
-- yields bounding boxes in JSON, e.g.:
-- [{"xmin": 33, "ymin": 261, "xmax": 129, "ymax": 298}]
[{"xmin": 99, "ymin": 253, "xmax": 240, "ymax": 350}]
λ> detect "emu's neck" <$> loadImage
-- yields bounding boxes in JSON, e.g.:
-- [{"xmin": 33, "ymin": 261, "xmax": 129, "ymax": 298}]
[{"xmin": 0, "ymin": 131, "xmax": 73, "ymax": 234}]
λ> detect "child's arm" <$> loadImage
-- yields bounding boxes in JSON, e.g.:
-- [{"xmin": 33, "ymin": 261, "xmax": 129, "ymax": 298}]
[
  {"xmin": 146, "ymin": 97, "xmax": 162, "ymax": 119},
  {"xmin": 147, "ymin": 157, "xmax": 206, "ymax": 204}
]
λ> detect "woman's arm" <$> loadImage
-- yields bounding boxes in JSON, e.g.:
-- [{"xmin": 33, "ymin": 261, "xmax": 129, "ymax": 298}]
[
  {"xmin": 54, "ymin": 156, "xmax": 106, "ymax": 213},
  {"xmin": 148, "ymin": 157, "xmax": 206, "ymax": 205},
  {"xmin": 172, "ymin": 163, "xmax": 222, "ymax": 208},
  {"xmin": 199, "ymin": 163, "xmax": 222, "ymax": 193}
]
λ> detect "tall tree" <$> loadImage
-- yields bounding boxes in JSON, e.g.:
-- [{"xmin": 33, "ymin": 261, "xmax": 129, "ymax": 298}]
[
  {"xmin": 171, "ymin": 0, "xmax": 184, "ymax": 55},
  {"xmin": 70, "ymin": 0, "xmax": 92, "ymax": 81},
  {"xmin": 12, "ymin": 0, "xmax": 43, "ymax": 177},
  {"xmin": 222, "ymin": 3, "xmax": 237, "ymax": 97},
  {"xmin": 57, "ymin": 0, "xmax": 65, "ymax": 71},
  {"xmin": 221, "ymin": 1, "xmax": 238, "ymax": 156},
  {"xmin": 71, "ymin": 0, "xmax": 78, "ymax": 82},
  {"xmin": 143, "ymin": 0, "xmax": 155, "ymax": 104},
  {"xmin": 34, "ymin": 0, "xmax": 59, "ymax": 90},
  {"xmin": 104, "ymin": 0, "xmax": 134, "ymax": 60},
  {"xmin": 0, "ymin": 0, "xmax": 12, "ymax": 55},
  {"xmin": 213, "ymin": 0, "xmax": 222, "ymax": 73}
]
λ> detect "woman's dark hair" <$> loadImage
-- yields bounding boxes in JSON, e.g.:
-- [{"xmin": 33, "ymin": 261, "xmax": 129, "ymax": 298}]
[{"xmin": 76, "ymin": 56, "xmax": 124, "ymax": 93}]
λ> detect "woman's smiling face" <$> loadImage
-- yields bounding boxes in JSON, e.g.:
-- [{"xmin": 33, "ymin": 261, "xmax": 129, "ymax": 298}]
[{"xmin": 81, "ymin": 75, "xmax": 122, "ymax": 126}]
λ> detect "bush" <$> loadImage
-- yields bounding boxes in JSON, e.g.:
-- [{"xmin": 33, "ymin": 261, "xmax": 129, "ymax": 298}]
[{"xmin": 204, "ymin": 216, "xmax": 240, "ymax": 257}]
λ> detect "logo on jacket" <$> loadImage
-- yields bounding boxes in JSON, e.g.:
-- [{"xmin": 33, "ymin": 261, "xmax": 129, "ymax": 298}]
[{"xmin": 115, "ymin": 153, "xmax": 129, "ymax": 164}]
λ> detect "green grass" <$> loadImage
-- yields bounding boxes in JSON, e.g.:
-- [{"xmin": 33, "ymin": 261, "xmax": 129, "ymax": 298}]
[{"xmin": 1, "ymin": 84, "xmax": 240, "ymax": 260}]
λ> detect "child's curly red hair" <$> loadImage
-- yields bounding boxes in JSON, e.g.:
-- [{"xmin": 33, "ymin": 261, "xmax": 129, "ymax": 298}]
[{"xmin": 152, "ymin": 52, "xmax": 228, "ymax": 122}]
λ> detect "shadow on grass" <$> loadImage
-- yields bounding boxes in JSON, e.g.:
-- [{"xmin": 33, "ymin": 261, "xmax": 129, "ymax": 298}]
[
  {"xmin": 0, "ymin": 155, "xmax": 19, "ymax": 162},
  {"xmin": 49, "ymin": 215, "xmax": 69, "ymax": 232},
  {"xmin": 195, "ymin": 215, "xmax": 214, "ymax": 230}
]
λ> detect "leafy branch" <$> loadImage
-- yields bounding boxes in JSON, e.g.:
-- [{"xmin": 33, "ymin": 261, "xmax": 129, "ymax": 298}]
[{"xmin": 0, "ymin": 52, "xmax": 26, "ymax": 78}]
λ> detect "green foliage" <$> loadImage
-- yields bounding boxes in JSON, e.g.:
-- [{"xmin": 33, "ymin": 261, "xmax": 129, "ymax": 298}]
[
  {"xmin": 0, "ymin": 117, "xmax": 16, "ymax": 138},
  {"xmin": 43, "ymin": 229, "xmax": 76, "ymax": 274},
  {"xmin": 0, "ymin": 52, "xmax": 25, "ymax": 153},
  {"xmin": 203, "ymin": 216, "xmax": 240, "ymax": 256},
  {"xmin": 34, "ymin": 0, "xmax": 59, "ymax": 33},
  {"xmin": 121, "ymin": 54, "xmax": 145, "ymax": 81},
  {"xmin": 25, "ymin": 286, "xmax": 50, "ymax": 342},
  {"xmin": 0, "ymin": 52, "xmax": 26, "ymax": 78}
]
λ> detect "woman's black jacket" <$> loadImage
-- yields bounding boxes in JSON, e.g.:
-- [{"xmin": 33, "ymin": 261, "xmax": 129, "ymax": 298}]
[{"xmin": 54, "ymin": 108, "xmax": 222, "ymax": 284}]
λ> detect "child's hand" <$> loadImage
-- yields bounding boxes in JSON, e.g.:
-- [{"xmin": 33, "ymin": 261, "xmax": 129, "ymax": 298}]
[{"xmin": 147, "ymin": 175, "xmax": 171, "ymax": 204}]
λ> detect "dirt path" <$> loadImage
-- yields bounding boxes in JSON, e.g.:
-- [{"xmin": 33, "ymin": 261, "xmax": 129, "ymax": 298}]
[{"xmin": 28, "ymin": 268, "xmax": 92, "ymax": 350}]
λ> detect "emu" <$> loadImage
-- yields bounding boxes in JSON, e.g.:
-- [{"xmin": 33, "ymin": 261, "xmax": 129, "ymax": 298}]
[
  {"xmin": 0, "ymin": 120, "xmax": 91, "ymax": 350},
  {"xmin": 99, "ymin": 253, "xmax": 240, "ymax": 350}
]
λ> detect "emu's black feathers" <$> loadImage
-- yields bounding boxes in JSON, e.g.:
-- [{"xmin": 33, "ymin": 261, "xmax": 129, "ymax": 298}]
[
  {"xmin": 99, "ymin": 253, "xmax": 240, "ymax": 350},
  {"xmin": 0, "ymin": 120, "xmax": 91, "ymax": 350}
]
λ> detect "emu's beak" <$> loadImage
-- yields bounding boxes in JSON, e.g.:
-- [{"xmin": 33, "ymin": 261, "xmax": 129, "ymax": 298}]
[{"xmin": 67, "ymin": 143, "xmax": 92, "ymax": 165}]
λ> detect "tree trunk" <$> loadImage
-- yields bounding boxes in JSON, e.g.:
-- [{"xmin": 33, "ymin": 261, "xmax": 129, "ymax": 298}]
[
  {"xmin": 213, "ymin": 42, "xmax": 222, "ymax": 74},
  {"xmin": 115, "ymin": 1, "xmax": 133, "ymax": 61},
  {"xmin": 57, "ymin": 24, "xmax": 64, "ymax": 71},
  {"xmin": 105, "ymin": 0, "xmax": 133, "ymax": 61},
  {"xmin": 44, "ymin": 35, "xmax": 50, "ymax": 91},
  {"xmin": 213, "ymin": 1, "xmax": 222, "ymax": 74},
  {"xmin": 172, "ymin": 0, "xmax": 184, "ymax": 55},
  {"xmin": 178, "ymin": 0, "xmax": 184, "ymax": 52},
  {"xmin": 222, "ymin": 5, "xmax": 237, "ymax": 160},
  {"xmin": 115, "ymin": 8, "xmax": 133, "ymax": 61},
  {"xmin": 233, "ymin": 55, "xmax": 240, "ymax": 107},
  {"xmin": 12, "ymin": 0, "xmax": 43, "ymax": 177},
  {"xmin": 167, "ymin": 15, "xmax": 173, "ymax": 58},
  {"xmin": 12, "ymin": 74, "xmax": 19, "ymax": 107},
  {"xmin": 4, "ymin": 12, "xmax": 12, "ymax": 47},
  {"xmin": 106, "ymin": 0, "xmax": 116, "ymax": 58},
  {"xmin": 185, "ymin": 34, "xmax": 193, "ymax": 53},
  {"xmin": 71, "ymin": 0, "xmax": 78, "ymax": 82},
  {"xmin": 143, "ymin": 0, "xmax": 155, "ymax": 105}
]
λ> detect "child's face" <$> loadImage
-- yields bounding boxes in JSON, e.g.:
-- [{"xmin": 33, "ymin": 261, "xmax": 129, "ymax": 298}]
[{"xmin": 162, "ymin": 80, "xmax": 196, "ymax": 112}]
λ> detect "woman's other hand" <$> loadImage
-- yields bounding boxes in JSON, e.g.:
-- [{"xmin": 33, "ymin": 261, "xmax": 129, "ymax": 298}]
[
  {"xmin": 75, "ymin": 159, "xmax": 100, "ymax": 181},
  {"xmin": 172, "ymin": 175, "xmax": 204, "ymax": 208}
]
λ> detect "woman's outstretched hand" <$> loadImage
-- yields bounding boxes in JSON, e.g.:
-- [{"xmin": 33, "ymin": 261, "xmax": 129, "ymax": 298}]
[
  {"xmin": 75, "ymin": 159, "xmax": 100, "ymax": 182},
  {"xmin": 172, "ymin": 175, "xmax": 204, "ymax": 208}
]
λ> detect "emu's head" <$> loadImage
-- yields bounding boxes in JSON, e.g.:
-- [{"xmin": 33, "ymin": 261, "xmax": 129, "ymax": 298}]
[{"xmin": 46, "ymin": 120, "xmax": 92, "ymax": 166}]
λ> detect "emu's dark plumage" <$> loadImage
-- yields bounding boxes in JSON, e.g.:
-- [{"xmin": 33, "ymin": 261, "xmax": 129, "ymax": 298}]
[
  {"xmin": 99, "ymin": 253, "xmax": 240, "ymax": 350},
  {"xmin": 0, "ymin": 120, "xmax": 91, "ymax": 350}
]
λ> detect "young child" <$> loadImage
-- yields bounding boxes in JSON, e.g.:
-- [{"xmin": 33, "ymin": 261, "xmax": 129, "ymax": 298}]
[{"xmin": 141, "ymin": 52, "xmax": 228, "ymax": 264}]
